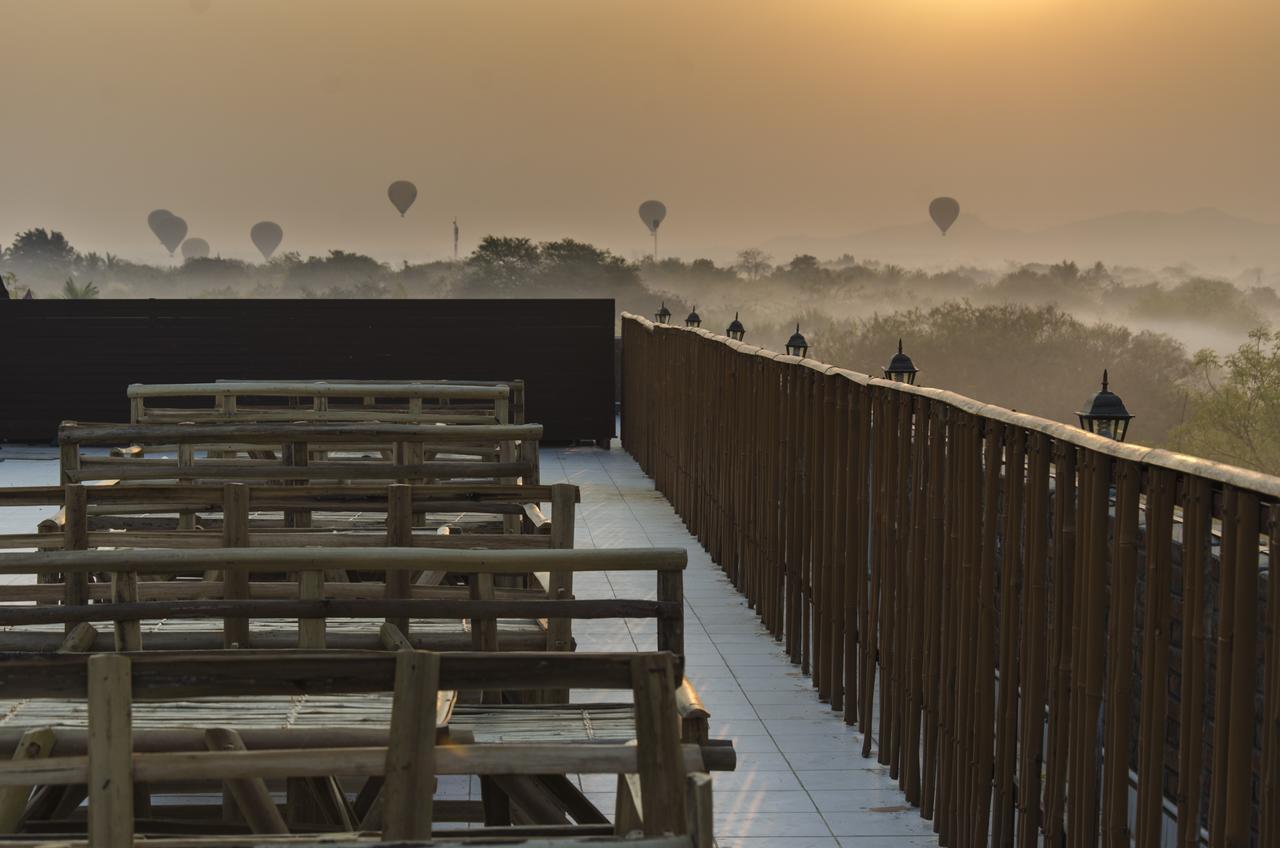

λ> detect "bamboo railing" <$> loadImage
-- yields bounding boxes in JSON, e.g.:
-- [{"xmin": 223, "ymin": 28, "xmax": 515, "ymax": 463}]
[{"xmin": 621, "ymin": 313, "xmax": 1279, "ymax": 848}]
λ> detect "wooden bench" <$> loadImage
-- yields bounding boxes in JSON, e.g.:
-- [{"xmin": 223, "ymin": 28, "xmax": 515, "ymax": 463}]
[
  {"xmin": 128, "ymin": 380, "xmax": 522, "ymax": 426},
  {"xmin": 0, "ymin": 649, "xmax": 713, "ymax": 846}
]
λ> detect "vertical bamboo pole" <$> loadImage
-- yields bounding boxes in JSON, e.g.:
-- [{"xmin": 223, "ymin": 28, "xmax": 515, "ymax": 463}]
[
  {"xmin": 993, "ymin": 427, "xmax": 1026, "ymax": 846},
  {"xmin": 1223, "ymin": 491, "xmax": 1259, "ymax": 846},
  {"xmin": 385, "ymin": 483, "xmax": 413, "ymax": 636},
  {"xmin": 62, "ymin": 484, "xmax": 89, "ymax": 630},
  {"xmin": 222, "ymin": 483, "xmax": 251, "ymax": 648},
  {"xmin": 382, "ymin": 650, "xmax": 439, "ymax": 840},
  {"xmin": 1176, "ymin": 476, "xmax": 1210, "ymax": 848},
  {"xmin": 1135, "ymin": 469, "xmax": 1173, "ymax": 847},
  {"xmin": 972, "ymin": 421, "xmax": 1003, "ymax": 846},
  {"xmin": 1016, "ymin": 432, "xmax": 1051, "ymax": 847},
  {"xmin": 1043, "ymin": 442, "xmax": 1077, "ymax": 848},
  {"xmin": 920, "ymin": 403, "xmax": 946, "ymax": 820},
  {"xmin": 88, "ymin": 653, "xmax": 133, "ymax": 848},
  {"xmin": 1261, "ymin": 505, "xmax": 1279, "ymax": 848},
  {"xmin": 1101, "ymin": 460, "xmax": 1138, "ymax": 846},
  {"xmin": 902, "ymin": 395, "xmax": 928, "ymax": 804},
  {"xmin": 830, "ymin": 378, "xmax": 850, "ymax": 714},
  {"xmin": 1209, "ymin": 487, "xmax": 1239, "ymax": 845}
]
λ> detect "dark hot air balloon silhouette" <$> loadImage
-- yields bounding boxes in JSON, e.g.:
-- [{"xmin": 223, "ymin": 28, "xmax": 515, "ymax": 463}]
[
  {"xmin": 181, "ymin": 238, "xmax": 210, "ymax": 261},
  {"xmin": 147, "ymin": 209, "xmax": 173, "ymax": 235},
  {"xmin": 388, "ymin": 181, "xmax": 418, "ymax": 217},
  {"xmin": 250, "ymin": 221, "xmax": 284, "ymax": 261},
  {"xmin": 638, "ymin": 200, "xmax": 666, "ymax": 234},
  {"xmin": 929, "ymin": 197, "xmax": 960, "ymax": 236},
  {"xmin": 148, "ymin": 210, "xmax": 188, "ymax": 255},
  {"xmin": 638, "ymin": 200, "xmax": 667, "ymax": 258}
]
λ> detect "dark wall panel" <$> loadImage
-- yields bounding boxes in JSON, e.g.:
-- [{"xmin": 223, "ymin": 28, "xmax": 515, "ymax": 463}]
[{"xmin": 0, "ymin": 299, "xmax": 615, "ymax": 443}]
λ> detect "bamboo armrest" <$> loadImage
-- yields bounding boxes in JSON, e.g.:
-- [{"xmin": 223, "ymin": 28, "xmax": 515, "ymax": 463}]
[
  {"xmin": 39, "ymin": 509, "xmax": 67, "ymax": 532},
  {"xmin": 522, "ymin": 503, "xmax": 552, "ymax": 533},
  {"xmin": 676, "ymin": 679, "xmax": 710, "ymax": 744}
]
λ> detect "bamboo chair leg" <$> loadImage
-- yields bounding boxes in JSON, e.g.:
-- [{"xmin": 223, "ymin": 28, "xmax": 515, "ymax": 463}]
[
  {"xmin": 204, "ymin": 728, "xmax": 288, "ymax": 834},
  {"xmin": 0, "ymin": 728, "xmax": 56, "ymax": 831}
]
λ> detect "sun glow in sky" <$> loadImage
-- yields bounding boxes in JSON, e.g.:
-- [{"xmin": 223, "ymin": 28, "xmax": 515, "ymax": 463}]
[{"xmin": 0, "ymin": 0, "xmax": 1276, "ymax": 261}]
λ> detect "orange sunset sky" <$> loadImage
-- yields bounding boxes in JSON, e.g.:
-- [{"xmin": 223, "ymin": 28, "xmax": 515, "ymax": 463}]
[{"xmin": 1, "ymin": 0, "xmax": 1277, "ymax": 262}]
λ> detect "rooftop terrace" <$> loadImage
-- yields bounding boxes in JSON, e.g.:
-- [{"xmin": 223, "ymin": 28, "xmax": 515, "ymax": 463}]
[{"xmin": 0, "ymin": 441, "xmax": 934, "ymax": 847}]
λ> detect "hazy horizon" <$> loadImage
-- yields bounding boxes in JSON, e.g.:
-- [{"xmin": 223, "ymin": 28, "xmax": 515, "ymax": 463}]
[{"xmin": 3, "ymin": 0, "xmax": 1278, "ymax": 265}]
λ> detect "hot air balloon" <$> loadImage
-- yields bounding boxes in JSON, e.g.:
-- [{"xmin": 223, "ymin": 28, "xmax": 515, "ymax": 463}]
[
  {"xmin": 388, "ymin": 181, "xmax": 418, "ymax": 217},
  {"xmin": 638, "ymin": 200, "xmax": 667, "ymax": 258},
  {"xmin": 929, "ymin": 197, "xmax": 960, "ymax": 236},
  {"xmin": 148, "ymin": 209, "xmax": 174, "ymax": 235},
  {"xmin": 181, "ymin": 238, "xmax": 210, "ymax": 261},
  {"xmin": 250, "ymin": 221, "xmax": 284, "ymax": 261},
  {"xmin": 148, "ymin": 210, "xmax": 188, "ymax": 255}
]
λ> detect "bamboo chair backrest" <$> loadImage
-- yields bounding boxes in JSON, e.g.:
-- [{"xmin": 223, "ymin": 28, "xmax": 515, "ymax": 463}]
[
  {"xmin": 128, "ymin": 380, "xmax": 520, "ymax": 426},
  {"xmin": 57, "ymin": 420, "xmax": 541, "ymax": 487},
  {"xmin": 0, "ymin": 649, "xmax": 694, "ymax": 846},
  {"xmin": 0, "ymin": 546, "xmax": 686, "ymax": 657},
  {"xmin": 0, "ymin": 482, "xmax": 578, "ymax": 550}
]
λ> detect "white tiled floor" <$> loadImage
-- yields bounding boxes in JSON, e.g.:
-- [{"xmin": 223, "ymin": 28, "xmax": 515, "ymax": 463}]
[
  {"xmin": 542, "ymin": 444, "xmax": 938, "ymax": 847},
  {"xmin": 0, "ymin": 444, "xmax": 938, "ymax": 845}
]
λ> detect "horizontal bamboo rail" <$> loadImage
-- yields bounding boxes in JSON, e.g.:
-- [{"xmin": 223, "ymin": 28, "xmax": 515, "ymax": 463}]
[
  {"xmin": 620, "ymin": 312, "xmax": 1279, "ymax": 847},
  {"xmin": 0, "ymin": 546, "xmax": 686, "ymax": 576}
]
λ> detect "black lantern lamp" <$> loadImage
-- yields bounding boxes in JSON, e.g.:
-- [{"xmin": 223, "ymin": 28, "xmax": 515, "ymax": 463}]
[
  {"xmin": 685, "ymin": 306, "xmax": 702, "ymax": 328},
  {"xmin": 726, "ymin": 312, "xmax": 746, "ymax": 341},
  {"xmin": 655, "ymin": 302, "xmax": 671, "ymax": 324},
  {"xmin": 785, "ymin": 324, "xmax": 809, "ymax": 358},
  {"xmin": 883, "ymin": 339, "xmax": 919, "ymax": 385},
  {"xmin": 1077, "ymin": 370, "xmax": 1134, "ymax": 441}
]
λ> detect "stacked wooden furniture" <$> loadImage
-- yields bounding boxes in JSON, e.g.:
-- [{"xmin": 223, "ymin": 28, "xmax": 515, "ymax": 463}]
[
  {"xmin": 0, "ymin": 649, "xmax": 712, "ymax": 847},
  {"xmin": 0, "ymin": 379, "xmax": 730, "ymax": 845}
]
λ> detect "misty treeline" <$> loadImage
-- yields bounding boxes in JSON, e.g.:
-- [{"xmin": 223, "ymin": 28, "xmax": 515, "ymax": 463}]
[{"xmin": 3, "ymin": 228, "xmax": 1277, "ymax": 474}]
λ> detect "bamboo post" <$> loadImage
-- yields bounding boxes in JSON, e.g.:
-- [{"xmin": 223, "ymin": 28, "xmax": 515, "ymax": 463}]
[
  {"xmin": 297, "ymin": 570, "xmax": 325, "ymax": 649},
  {"xmin": 630, "ymin": 653, "xmax": 687, "ymax": 836},
  {"xmin": 87, "ymin": 654, "xmax": 133, "ymax": 848},
  {"xmin": 62, "ymin": 484, "xmax": 89, "ymax": 632},
  {"xmin": 111, "ymin": 569, "xmax": 141, "ymax": 652},
  {"xmin": 222, "ymin": 483, "xmax": 251, "ymax": 648},
  {"xmin": 545, "ymin": 483, "xmax": 576, "ymax": 661},
  {"xmin": 382, "ymin": 649, "xmax": 439, "ymax": 840},
  {"xmin": 385, "ymin": 483, "xmax": 413, "ymax": 635}
]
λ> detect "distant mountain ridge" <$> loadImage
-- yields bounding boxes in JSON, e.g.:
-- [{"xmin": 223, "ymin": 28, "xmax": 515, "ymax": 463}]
[{"xmin": 759, "ymin": 207, "xmax": 1280, "ymax": 271}]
